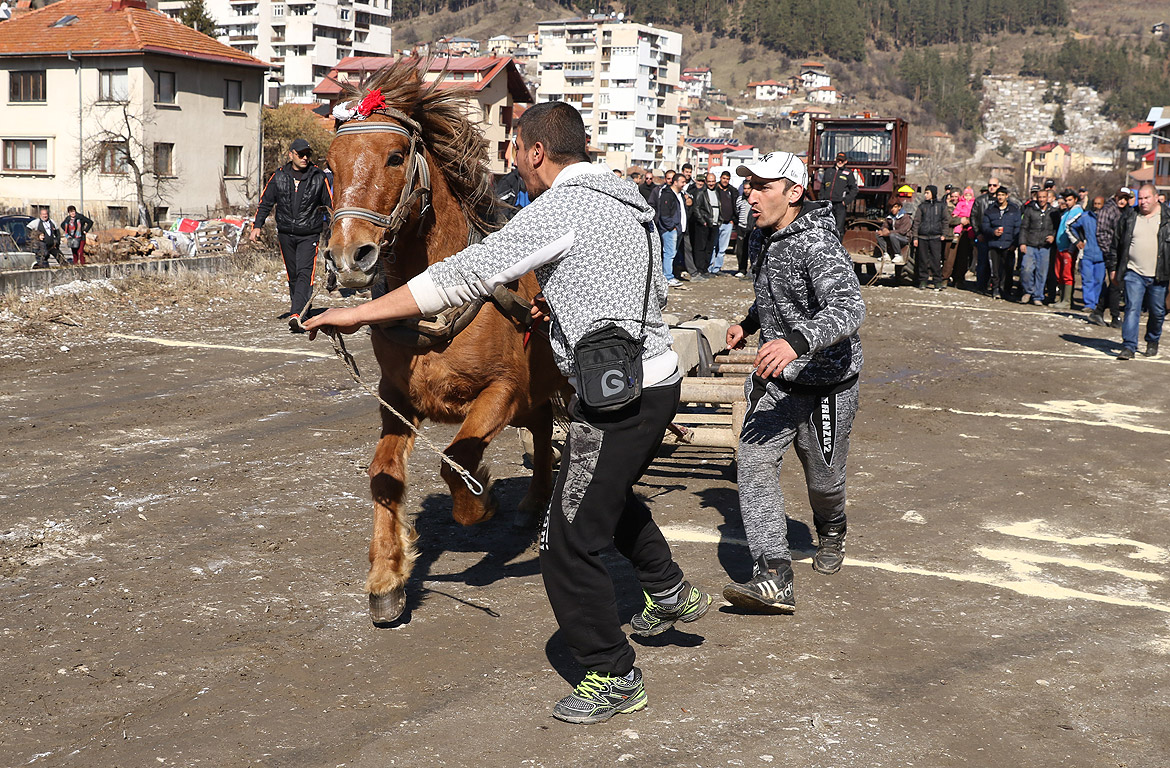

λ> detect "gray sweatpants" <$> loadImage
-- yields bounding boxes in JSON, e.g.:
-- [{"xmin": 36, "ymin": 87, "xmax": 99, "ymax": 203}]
[{"xmin": 737, "ymin": 374, "xmax": 859, "ymax": 563}]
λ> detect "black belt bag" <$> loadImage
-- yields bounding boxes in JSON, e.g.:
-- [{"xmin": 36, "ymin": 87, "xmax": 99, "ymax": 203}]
[{"xmin": 573, "ymin": 224, "xmax": 657, "ymax": 414}]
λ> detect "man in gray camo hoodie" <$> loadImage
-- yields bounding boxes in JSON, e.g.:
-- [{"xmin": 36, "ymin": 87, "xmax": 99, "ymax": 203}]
[
  {"xmin": 722, "ymin": 151, "xmax": 866, "ymax": 614},
  {"xmin": 304, "ymin": 101, "xmax": 711, "ymax": 725}
]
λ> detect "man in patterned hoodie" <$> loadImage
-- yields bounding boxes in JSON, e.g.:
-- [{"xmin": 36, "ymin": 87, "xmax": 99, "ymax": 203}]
[
  {"xmin": 304, "ymin": 101, "xmax": 711, "ymax": 725},
  {"xmin": 723, "ymin": 151, "xmax": 866, "ymax": 614}
]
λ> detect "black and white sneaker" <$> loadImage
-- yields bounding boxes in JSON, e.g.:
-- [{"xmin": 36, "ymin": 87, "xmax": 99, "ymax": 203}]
[
  {"xmin": 812, "ymin": 520, "xmax": 847, "ymax": 575},
  {"xmin": 723, "ymin": 556, "xmax": 795, "ymax": 614},
  {"xmin": 552, "ymin": 668, "xmax": 648, "ymax": 724}
]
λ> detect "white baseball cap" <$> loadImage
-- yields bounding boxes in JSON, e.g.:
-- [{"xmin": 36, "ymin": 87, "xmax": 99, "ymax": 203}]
[{"xmin": 736, "ymin": 151, "xmax": 808, "ymax": 187}]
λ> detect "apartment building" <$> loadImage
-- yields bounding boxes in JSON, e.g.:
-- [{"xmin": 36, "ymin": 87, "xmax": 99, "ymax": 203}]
[
  {"xmin": 0, "ymin": 0, "xmax": 267, "ymax": 223},
  {"xmin": 535, "ymin": 17, "xmax": 681, "ymax": 170},
  {"xmin": 157, "ymin": 0, "xmax": 392, "ymax": 104}
]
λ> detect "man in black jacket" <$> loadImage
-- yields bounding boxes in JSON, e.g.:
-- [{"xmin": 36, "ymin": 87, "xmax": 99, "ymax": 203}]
[
  {"xmin": 970, "ymin": 178, "xmax": 999, "ymax": 291},
  {"xmin": 1018, "ymin": 188, "xmax": 1056, "ymax": 305},
  {"xmin": 818, "ymin": 152, "xmax": 858, "ymax": 240},
  {"xmin": 690, "ymin": 173, "xmax": 719, "ymax": 275},
  {"xmin": 1110, "ymin": 184, "xmax": 1170, "ymax": 360},
  {"xmin": 251, "ymin": 137, "xmax": 333, "ymax": 332},
  {"xmin": 911, "ymin": 185, "xmax": 947, "ymax": 290}
]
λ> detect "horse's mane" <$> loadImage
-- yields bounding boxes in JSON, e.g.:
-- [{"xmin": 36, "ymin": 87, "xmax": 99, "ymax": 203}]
[{"xmin": 339, "ymin": 59, "xmax": 501, "ymax": 234}]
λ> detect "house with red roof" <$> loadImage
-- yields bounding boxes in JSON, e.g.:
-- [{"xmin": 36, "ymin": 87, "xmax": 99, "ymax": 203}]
[
  {"xmin": 314, "ymin": 56, "xmax": 532, "ymax": 175},
  {"xmin": 0, "ymin": 0, "xmax": 269, "ymax": 225},
  {"xmin": 746, "ymin": 79, "xmax": 788, "ymax": 101},
  {"xmin": 704, "ymin": 115, "xmax": 737, "ymax": 140},
  {"xmin": 1023, "ymin": 141, "xmax": 1072, "ymax": 190}
]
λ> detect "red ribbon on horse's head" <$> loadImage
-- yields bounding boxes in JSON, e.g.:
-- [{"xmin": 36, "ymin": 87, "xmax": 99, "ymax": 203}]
[{"xmin": 356, "ymin": 89, "xmax": 387, "ymax": 118}]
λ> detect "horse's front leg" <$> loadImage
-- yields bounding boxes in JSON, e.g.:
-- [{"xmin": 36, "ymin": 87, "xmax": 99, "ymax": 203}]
[
  {"xmin": 514, "ymin": 400, "xmax": 555, "ymax": 529},
  {"xmin": 366, "ymin": 394, "xmax": 419, "ymax": 626},
  {"xmin": 442, "ymin": 382, "xmax": 521, "ymax": 526}
]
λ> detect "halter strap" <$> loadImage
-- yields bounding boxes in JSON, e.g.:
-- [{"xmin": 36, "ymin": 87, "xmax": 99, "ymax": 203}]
[{"xmin": 330, "ymin": 112, "xmax": 433, "ymax": 247}]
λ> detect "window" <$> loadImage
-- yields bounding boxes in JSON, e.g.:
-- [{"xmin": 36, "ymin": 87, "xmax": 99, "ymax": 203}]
[
  {"xmin": 154, "ymin": 143, "xmax": 174, "ymax": 176},
  {"xmin": 153, "ymin": 206, "xmax": 169, "ymax": 223},
  {"xmin": 99, "ymin": 69, "xmax": 129, "ymax": 102},
  {"xmin": 155, "ymin": 71, "xmax": 176, "ymax": 104},
  {"xmin": 273, "ymin": 3, "xmax": 284, "ymax": 15},
  {"xmin": 9, "ymin": 71, "xmax": 46, "ymax": 103},
  {"xmin": 224, "ymin": 145, "xmax": 243, "ymax": 177},
  {"xmin": 340, "ymin": 8, "xmax": 350, "ymax": 19},
  {"xmin": 100, "ymin": 142, "xmax": 130, "ymax": 174},
  {"xmin": 224, "ymin": 79, "xmax": 243, "ymax": 111},
  {"xmin": 3, "ymin": 138, "xmax": 48, "ymax": 171},
  {"xmin": 107, "ymin": 206, "xmax": 129, "ymax": 225}
]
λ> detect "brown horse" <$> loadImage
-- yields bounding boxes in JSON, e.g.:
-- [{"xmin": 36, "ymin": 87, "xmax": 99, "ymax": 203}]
[{"xmin": 322, "ymin": 63, "xmax": 565, "ymax": 625}]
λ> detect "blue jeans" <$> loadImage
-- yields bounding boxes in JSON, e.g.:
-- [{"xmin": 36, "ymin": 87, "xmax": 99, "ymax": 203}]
[
  {"xmin": 1122, "ymin": 271, "xmax": 1168, "ymax": 352},
  {"xmin": 660, "ymin": 229, "xmax": 677, "ymax": 281},
  {"xmin": 1080, "ymin": 260, "xmax": 1105, "ymax": 310},
  {"xmin": 1020, "ymin": 245, "xmax": 1049, "ymax": 299},
  {"xmin": 711, "ymin": 222, "xmax": 733, "ymax": 272}
]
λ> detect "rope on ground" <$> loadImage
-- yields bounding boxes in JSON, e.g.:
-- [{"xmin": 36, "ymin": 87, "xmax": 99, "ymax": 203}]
[{"xmin": 295, "ymin": 268, "xmax": 486, "ymax": 498}]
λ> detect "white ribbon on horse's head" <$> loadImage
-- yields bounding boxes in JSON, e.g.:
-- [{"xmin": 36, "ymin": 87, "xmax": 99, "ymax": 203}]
[{"xmin": 332, "ymin": 101, "xmax": 360, "ymax": 122}]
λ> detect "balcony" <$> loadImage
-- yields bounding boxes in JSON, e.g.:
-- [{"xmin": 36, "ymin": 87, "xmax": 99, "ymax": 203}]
[
  {"xmin": 564, "ymin": 69, "xmax": 593, "ymax": 80},
  {"xmin": 230, "ymin": 34, "xmax": 258, "ymax": 42}
]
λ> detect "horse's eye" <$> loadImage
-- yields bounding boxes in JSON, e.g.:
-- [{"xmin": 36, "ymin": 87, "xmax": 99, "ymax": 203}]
[{"xmin": 386, "ymin": 152, "xmax": 405, "ymax": 167}]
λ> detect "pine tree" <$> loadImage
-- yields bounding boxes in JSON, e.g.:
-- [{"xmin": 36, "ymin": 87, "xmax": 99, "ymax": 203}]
[
  {"xmin": 179, "ymin": 0, "xmax": 218, "ymax": 38},
  {"xmin": 1050, "ymin": 104, "xmax": 1068, "ymax": 135}
]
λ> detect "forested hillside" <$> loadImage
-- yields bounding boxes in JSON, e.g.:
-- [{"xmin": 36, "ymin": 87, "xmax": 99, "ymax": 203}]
[{"xmin": 393, "ymin": 0, "xmax": 1068, "ymax": 62}]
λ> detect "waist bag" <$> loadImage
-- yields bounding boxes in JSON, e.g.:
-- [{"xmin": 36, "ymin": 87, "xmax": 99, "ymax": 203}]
[{"xmin": 573, "ymin": 225, "xmax": 656, "ymax": 414}]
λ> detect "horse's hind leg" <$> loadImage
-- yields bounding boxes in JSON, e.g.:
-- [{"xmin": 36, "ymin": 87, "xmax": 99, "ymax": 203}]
[
  {"xmin": 514, "ymin": 401, "xmax": 554, "ymax": 530},
  {"xmin": 367, "ymin": 410, "xmax": 418, "ymax": 626},
  {"xmin": 442, "ymin": 383, "xmax": 520, "ymax": 526}
]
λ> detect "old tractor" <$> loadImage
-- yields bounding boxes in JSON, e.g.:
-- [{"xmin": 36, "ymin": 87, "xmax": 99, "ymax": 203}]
[{"xmin": 807, "ymin": 115, "xmax": 909, "ymax": 280}]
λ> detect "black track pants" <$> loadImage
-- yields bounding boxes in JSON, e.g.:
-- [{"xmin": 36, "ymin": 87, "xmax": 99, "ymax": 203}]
[
  {"xmin": 539, "ymin": 380, "xmax": 684, "ymax": 676},
  {"xmin": 277, "ymin": 232, "xmax": 319, "ymax": 316}
]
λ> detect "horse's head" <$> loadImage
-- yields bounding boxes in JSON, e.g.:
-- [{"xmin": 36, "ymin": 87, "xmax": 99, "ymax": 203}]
[
  {"xmin": 322, "ymin": 62, "xmax": 500, "ymax": 289},
  {"xmin": 324, "ymin": 112, "xmax": 430, "ymax": 290}
]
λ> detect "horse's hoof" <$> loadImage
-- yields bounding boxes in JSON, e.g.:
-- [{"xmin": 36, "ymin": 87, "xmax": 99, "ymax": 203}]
[
  {"xmin": 512, "ymin": 498, "xmax": 545, "ymax": 530},
  {"xmin": 369, "ymin": 588, "xmax": 406, "ymax": 627}
]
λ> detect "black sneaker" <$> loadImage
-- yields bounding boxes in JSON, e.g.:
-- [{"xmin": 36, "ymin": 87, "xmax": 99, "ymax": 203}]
[
  {"xmin": 1109, "ymin": 317, "xmax": 1122, "ymax": 329},
  {"xmin": 1144, "ymin": 342, "xmax": 1159, "ymax": 358},
  {"xmin": 1087, "ymin": 311, "xmax": 1106, "ymax": 326},
  {"xmin": 1118, "ymin": 347, "xmax": 1135, "ymax": 360},
  {"xmin": 722, "ymin": 556, "xmax": 795, "ymax": 614},
  {"xmin": 812, "ymin": 520, "xmax": 847, "ymax": 575},
  {"xmin": 289, "ymin": 314, "xmax": 306, "ymax": 334},
  {"xmin": 629, "ymin": 581, "xmax": 712, "ymax": 636},
  {"xmin": 552, "ymin": 668, "xmax": 648, "ymax": 724}
]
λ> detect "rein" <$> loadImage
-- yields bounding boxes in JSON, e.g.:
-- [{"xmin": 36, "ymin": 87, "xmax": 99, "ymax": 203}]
[{"xmin": 331, "ymin": 109, "xmax": 433, "ymax": 249}]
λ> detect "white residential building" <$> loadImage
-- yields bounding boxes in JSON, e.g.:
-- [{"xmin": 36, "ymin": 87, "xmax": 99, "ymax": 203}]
[
  {"xmin": 681, "ymin": 66, "xmax": 710, "ymax": 99},
  {"xmin": 0, "ymin": 0, "xmax": 267, "ymax": 224},
  {"xmin": 535, "ymin": 17, "xmax": 681, "ymax": 169},
  {"xmin": 801, "ymin": 67, "xmax": 831, "ymax": 91},
  {"xmin": 808, "ymin": 86, "xmax": 839, "ymax": 104},
  {"xmin": 747, "ymin": 80, "xmax": 787, "ymax": 101},
  {"xmin": 157, "ymin": 0, "xmax": 393, "ymax": 104}
]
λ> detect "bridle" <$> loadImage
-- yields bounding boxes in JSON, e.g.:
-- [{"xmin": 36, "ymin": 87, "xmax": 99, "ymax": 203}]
[{"xmin": 330, "ymin": 107, "xmax": 433, "ymax": 254}]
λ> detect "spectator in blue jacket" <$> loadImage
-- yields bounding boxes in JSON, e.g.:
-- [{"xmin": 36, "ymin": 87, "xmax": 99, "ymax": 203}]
[
  {"xmin": 981, "ymin": 186, "xmax": 1022, "ymax": 300},
  {"xmin": 1053, "ymin": 189, "xmax": 1083, "ymax": 309},
  {"xmin": 1067, "ymin": 204, "xmax": 1105, "ymax": 312}
]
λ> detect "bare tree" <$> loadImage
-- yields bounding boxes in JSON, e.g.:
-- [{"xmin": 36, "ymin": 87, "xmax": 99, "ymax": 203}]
[{"xmin": 79, "ymin": 99, "xmax": 176, "ymax": 226}]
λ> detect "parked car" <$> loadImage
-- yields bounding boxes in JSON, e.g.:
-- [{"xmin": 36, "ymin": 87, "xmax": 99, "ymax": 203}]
[{"xmin": 0, "ymin": 214, "xmax": 35, "ymax": 250}]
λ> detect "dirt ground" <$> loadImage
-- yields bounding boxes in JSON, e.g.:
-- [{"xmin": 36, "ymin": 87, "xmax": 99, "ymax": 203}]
[{"xmin": 2, "ymin": 263, "xmax": 1169, "ymax": 768}]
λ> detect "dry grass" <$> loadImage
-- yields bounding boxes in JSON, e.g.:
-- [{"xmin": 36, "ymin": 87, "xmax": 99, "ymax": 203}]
[{"xmin": 0, "ymin": 252, "xmax": 285, "ymax": 334}]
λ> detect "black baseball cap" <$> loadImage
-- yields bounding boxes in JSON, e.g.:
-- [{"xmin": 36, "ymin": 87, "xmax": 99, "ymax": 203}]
[
  {"xmin": 835, "ymin": 152, "xmax": 847, "ymax": 162},
  {"xmin": 290, "ymin": 138, "xmax": 311, "ymax": 153},
  {"xmin": 1043, "ymin": 179, "xmax": 1055, "ymax": 189},
  {"xmin": 1030, "ymin": 185, "xmax": 1039, "ymax": 192}
]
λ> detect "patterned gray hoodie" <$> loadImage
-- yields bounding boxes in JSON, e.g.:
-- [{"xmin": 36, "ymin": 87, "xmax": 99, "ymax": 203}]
[
  {"xmin": 740, "ymin": 200, "xmax": 865, "ymax": 389},
  {"xmin": 408, "ymin": 164, "xmax": 678, "ymax": 385}
]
